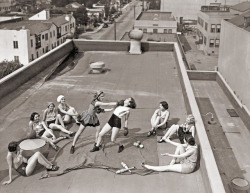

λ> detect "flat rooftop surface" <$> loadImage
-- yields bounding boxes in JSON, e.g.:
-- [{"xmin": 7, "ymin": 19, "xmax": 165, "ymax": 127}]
[
  {"xmin": 137, "ymin": 12, "xmax": 174, "ymax": 21},
  {"xmin": 0, "ymin": 51, "xmax": 207, "ymax": 193}
]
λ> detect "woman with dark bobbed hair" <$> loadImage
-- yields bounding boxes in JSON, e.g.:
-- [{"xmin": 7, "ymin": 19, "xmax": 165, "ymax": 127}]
[
  {"xmin": 147, "ymin": 101, "xmax": 170, "ymax": 137},
  {"xmin": 142, "ymin": 135, "xmax": 198, "ymax": 174},
  {"xmin": 2, "ymin": 141, "xmax": 59, "ymax": 185}
]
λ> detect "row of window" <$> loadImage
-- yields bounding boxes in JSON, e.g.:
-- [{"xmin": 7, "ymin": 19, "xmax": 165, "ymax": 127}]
[
  {"xmin": 198, "ymin": 17, "xmax": 221, "ymax": 33},
  {"xmin": 0, "ymin": 7, "xmax": 10, "ymax": 11},
  {"xmin": 140, "ymin": 28, "xmax": 173, "ymax": 34}
]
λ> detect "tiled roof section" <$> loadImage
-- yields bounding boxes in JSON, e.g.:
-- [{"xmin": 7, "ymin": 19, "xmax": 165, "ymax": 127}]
[
  {"xmin": 137, "ymin": 11, "xmax": 174, "ymax": 21},
  {"xmin": 49, "ymin": 15, "xmax": 69, "ymax": 26},
  {"xmin": 0, "ymin": 20, "xmax": 53, "ymax": 34},
  {"xmin": 230, "ymin": 1, "xmax": 250, "ymax": 12},
  {"xmin": 227, "ymin": 10, "xmax": 250, "ymax": 32}
]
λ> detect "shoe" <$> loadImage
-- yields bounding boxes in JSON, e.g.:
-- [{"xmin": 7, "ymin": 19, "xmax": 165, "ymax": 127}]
[
  {"xmin": 123, "ymin": 127, "xmax": 129, "ymax": 136},
  {"xmin": 147, "ymin": 131, "xmax": 153, "ymax": 137},
  {"xmin": 118, "ymin": 145, "xmax": 124, "ymax": 153},
  {"xmin": 152, "ymin": 129, "xmax": 156, "ymax": 136},
  {"xmin": 141, "ymin": 162, "xmax": 146, "ymax": 169},
  {"xmin": 90, "ymin": 145, "xmax": 100, "ymax": 152},
  {"xmin": 157, "ymin": 138, "xmax": 164, "ymax": 143},
  {"xmin": 52, "ymin": 145, "xmax": 59, "ymax": 151},
  {"xmin": 47, "ymin": 165, "xmax": 59, "ymax": 171},
  {"xmin": 70, "ymin": 146, "xmax": 75, "ymax": 154},
  {"xmin": 69, "ymin": 132, "xmax": 76, "ymax": 137}
]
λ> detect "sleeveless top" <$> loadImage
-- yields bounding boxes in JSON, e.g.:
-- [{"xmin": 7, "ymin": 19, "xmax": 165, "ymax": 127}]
[
  {"xmin": 58, "ymin": 103, "xmax": 70, "ymax": 115},
  {"xmin": 185, "ymin": 145, "xmax": 198, "ymax": 163},
  {"xmin": 44, "ymin": 108, "xmax": 56, "ymax": 122},
  {"xmin": 32, "ymin": 122, "xmax": 45, "ymax": 136},
  {"xmin": 181, "ymin": 123, "xmax": 195, "ymax": 133},
  {"xmin": 156, "ymin": 109, "xmax": 169, "ymax": 119},
  {"xmin": 113, "ymin": 106, "xmax": 130, "ymax": 118}
]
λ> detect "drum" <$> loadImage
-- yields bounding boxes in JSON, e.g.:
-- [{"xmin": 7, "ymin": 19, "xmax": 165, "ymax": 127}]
[{"xmin": 19, "ymin": 139, "xmax": 49, "ymax": 157}]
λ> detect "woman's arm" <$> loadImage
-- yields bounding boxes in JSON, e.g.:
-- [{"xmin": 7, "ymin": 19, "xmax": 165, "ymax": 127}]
[
  {"xmin": 162, "ymin": 148, "xmax": 195, "ymax": 159},
  {"xmin": 104, "ymin": 108, "xmax": 114, "ymax": 112},
  {"xmin": 190, "ymin": 125, "xmax": 195, "ymax": 137},
  {"xmin": 124, "ymin": 111, "xmax": 130, "ymax": 128},
  {"xmin": 95, "ymin": 101, "xmax": 117, "ymax": 106},
  {"xmin": 156, "ymin": 111, "xmax": 170, "ymax": 128},
  {"xmin": 58, "ymin": 104, "xmax": 77, "ymax": 116},
  {"xmin": 42, "ymin": 109, "xmax": 48, "ymax": 122},
  {"xmin": 165, "ymin": 138, "xmax": 187, "ymax": 147},
  {"xmin": 2, "ymin": 154, "xmax": 13, "ymax": 185}
]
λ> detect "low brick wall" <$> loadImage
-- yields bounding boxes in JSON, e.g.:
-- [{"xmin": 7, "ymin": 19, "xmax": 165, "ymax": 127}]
[{"xmin": 0, "ymin": 40, "xmax": 74, "ymax": 99}]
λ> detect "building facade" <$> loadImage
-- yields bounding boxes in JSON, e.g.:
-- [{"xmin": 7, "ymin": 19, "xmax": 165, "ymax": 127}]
[
  {"xmin": 0, "ymin": 10, "xmax": 76, "ymax": 65},
  {"xmin": 0, "ymin": 0, "xmax": 16, "ymax": 13},
  {"xmin": 134, "ymin": 11, "xmax": 177, "ymax": 34},
  {"xmin": 196, "ymin": 5, "xmax": 234, "ymax": 55},
  {"xmin": 218, "ymin": 11, "xmax": 250, "ymax": 111}
]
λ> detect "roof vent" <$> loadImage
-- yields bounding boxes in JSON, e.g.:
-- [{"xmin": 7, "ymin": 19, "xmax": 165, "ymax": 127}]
[{"xmin": 243, "ymin": 16, "xmax": 250, "ymax": 28}]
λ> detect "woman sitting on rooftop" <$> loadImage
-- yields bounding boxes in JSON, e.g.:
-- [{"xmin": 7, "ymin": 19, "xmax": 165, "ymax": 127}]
[
  {"xmin": 28, "ymin": 112, "xmax": 67, "ymax": 150},
  {"xmin": 2, "ymin": 141, "xmax": 59, "ymax": 185},
  {"xmin": 158, "ymin": 114, "xmax": 195, "ymax": 144},
  {"xmin": 142, "ymin": 135, "xmax": 198, "ymax": 174},
  {"xmin": 147, "ymin": 101, "xmax": 170, "ymax": 137}
]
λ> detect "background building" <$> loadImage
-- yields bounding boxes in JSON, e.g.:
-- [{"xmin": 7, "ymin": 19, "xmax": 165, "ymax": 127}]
[
  {"xmin": 0, "ymin": 0, "xmax": 16, "ymax": 13},
  {"xmin": 0, "ymin": 10, "xmax": 76, "ymax": 65},
  {"xmin": 218, "ymin": 10, "xmax": 250, "ymax": 112},
  {"xmin": 134, "ymin": 11, "xmax": 177, "ymax": 34},
  {"xmin": 196, "ymin": 4, "xmax": 234, "ymax": 55},
  {"xmin": 230, "ymin": 1, "xmax": 250, "ymax": 15}
]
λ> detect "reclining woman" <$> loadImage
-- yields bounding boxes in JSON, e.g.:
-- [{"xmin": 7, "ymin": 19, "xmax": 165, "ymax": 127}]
[
  {"xmin": 43, "ymin": 102, "xmax": 75, "ymax": 137},
  {"xmin": 57, "ymin": 95, "xmax": 79, "ymax": 125},
  {"xmin": 147, "ymin": 101, "xmax": 170, "ymax": 137},
  {"xmin": 29, "ymin": 112, "xmax": 67, "ymax": 150},
  {"xmin": 90, "ymin": 97, "xmax": 136, "ymax": 153},
  {"xmin": 70, "ymin": 91, "xmax": 117, "ymax": 154},
  {"xmin": 2, "ymin": 141, "xmax": 59, "ymax": 185},
  {"xmin": 142, "ymin": 135, "xmax": 198, "ymax": 174},
  {"xmin": 158, "ymin": 114, "xmax": 195, "ymax": 144}
]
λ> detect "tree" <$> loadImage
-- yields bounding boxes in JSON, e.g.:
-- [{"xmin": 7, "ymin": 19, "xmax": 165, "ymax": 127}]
[{"xmin": 73, "ymin": 5, "xmax": 89, "ymax": 26}]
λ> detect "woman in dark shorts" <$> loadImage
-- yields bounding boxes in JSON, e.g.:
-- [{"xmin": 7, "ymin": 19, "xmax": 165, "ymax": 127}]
[
  {"xmin": 142, "ymin": 135, "xmax": 198, "ymax": 174},
  {"xmin": 70, "ymin": 91, "xmax": 117, "ymax": 154},
  {"xmin": 2, "ymin": 141, "xmax": 59, "ymax": 185},
  {"xmin": 43, "ymin": 102, "xmax": 75, "ymax": 137},
  {"xmin": 90, "ymin": 97, "xmax": 136, "ymax": 153}
]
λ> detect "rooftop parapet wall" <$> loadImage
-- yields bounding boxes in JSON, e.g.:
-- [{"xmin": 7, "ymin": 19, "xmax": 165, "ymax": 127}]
[{"xmin": 0, "ymin": 40, "xmax": 74, "ymax": 99}]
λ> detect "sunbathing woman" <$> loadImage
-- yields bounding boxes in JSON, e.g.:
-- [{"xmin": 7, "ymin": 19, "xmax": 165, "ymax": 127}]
[
  {"xmin": 147, "ymin": 101, "xmax": 170, "ymax": 137},
  {"xmin": 90, "ymin": 97, "xmax": 136, "ymax": 153},
  {"xmin": 29, "ymin": 112, "xmax": 67, "ymax": 150},
  {"xmin": 158, "ymin": 114, "xmax": 195, "ymax": 144},
  {"xmin": 142, "ymin": 135, "xmax": 198, "ymax": 174},
  {"xmin": 70, "ymin": 91, "xmax": 117, "ymax": 154},
  {"xmin": 43, "ymin": 102, "xmax": 75, "ymax": 137},
  {"xmin": 57, "ymin": 95, "xmax": 79, "ymax": 124},
  {"xmin": 2, "ymin": 141, "xmax": 59, "ymax": 185}
]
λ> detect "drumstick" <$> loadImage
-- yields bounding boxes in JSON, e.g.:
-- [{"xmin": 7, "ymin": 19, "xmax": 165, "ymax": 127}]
[{"xmin": 116, "ymin": 167, "xmax": 135, "ymax": 174}]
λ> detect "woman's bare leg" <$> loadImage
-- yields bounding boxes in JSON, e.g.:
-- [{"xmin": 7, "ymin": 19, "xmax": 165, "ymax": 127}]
[
  {"xmin": 55, "ymin": 114, "xmax": 65, "ymax": 128},
  {"xmin": 49, "ymin": 123, "xmax": 71, "ymax": 134},
  {"xmin": 169, "ymin": 144, "xmax": 185, "ymax": 165},
  {"xmin": 161, "ymin": 124, "xmax": 179, "ymax": 141},
  {"xmin": 72, "ymin": 124, "xmax": 86, "ymax": 146},
  {"xmin": 96, "ymin": 124, "xmax": 112, "ymax": 147},
  {"xmin": 26, "ymin": 152, "xmax": 52, "ymax": 176},
  {"xmin": 143, "ymin": 163, "xmax": 182, "ymax": 173},
  {"xmin": 95, "ymin": 125, "xmax": 101, "ymax": 143},
  {"xmin": 111, "ymin": 127, "xmax": 120, "ymax": 146}
]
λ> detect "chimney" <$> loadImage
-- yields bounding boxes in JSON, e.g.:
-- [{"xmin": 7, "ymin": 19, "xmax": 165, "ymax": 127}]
[
  {"xmin": 243, "ymin": 13, "xmax": 250, "ymax": 28},
  {"xmin": 46, "ymin": 9, "xmax": 50, "ymax": 20},
  {"xmin": 65, "ymin": 14, "xmax": 70, "ymax": 21}
]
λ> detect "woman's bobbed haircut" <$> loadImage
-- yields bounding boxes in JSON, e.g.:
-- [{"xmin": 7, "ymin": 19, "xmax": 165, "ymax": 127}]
[
  {"xmin": 8, "ymin": 141, "xmax": 18, "ymax": 152},
  {"xmin": 185, "ymin": 135, "xmax": 196, "ymax": 146},
  {"xmin": 160, "ymin": 101, "xmax": 168, "ymax": 110},
  {"xmin": 30, "ymin": 112, "xmax": 39, "ymax": 121},
  {"xmin": 128, "ymin": 97, "xmax": 136, "ymax": 109}
]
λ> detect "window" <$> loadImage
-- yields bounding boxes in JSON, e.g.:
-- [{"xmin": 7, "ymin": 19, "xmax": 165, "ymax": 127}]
[
  {"xmin": 153, "ymin": 29, "xmax": 158, "ymax": 33},
  {"xmin": 50, "ymin": 32, "xmax": 52, "ymax": 38},
  {"xmin": 164, "ymin": 29, "xmax": 168, "ymax": 34},
  {"xmin": 143, "ymin": 29, "xmax": 147, "ymax": 33},
  {"xmin": 216, "ymin": 24, "xmax": 221, "ymax": 33},
  {"xmin": 204, "ymin": 36, "xmax": 206, "ymax": 45},
  {"xmin": 14, "ymin": 56, "xmax": 19, "ymax": 62},
  {"xmin": 31, "ymin": 39, "xmax": 33, "ymax": 47},
  {"xmin": 43, "ymin": 48, "xmax": 44, "ymax": 53},
  {"xmin": 36, "ymin": 52, "xmax": 39, "ymax": 58},
  {"xmin": 153, "ymin": 24, "xmax": 158, "ymax": 26},
  {"xmin": 31, "ymin": 54, "xmax": 34, "ymax": 60},
  {"xmin": 65, "ymin": 26, "xmax": 67, "ymax": 31},
  {"xmin": 209, "ymin": 39, "xmax": 214, "ymax": 47},
  {"xmin": 205, "ymin": 22, "xmax": 208, "ymax": 31},
  {"xmin": 13, "ymin": 41, "xmax": 18, "ymax": 49},
  {"xmin": 53, "ymin": 31, "xmax": 55, "ymax": 37},
  {"xmin": 45, "ymin": 33, "xmax": 48, "ymax": 40},
  {"xmin": 215, "ymin": 39, "xmax": 220, "ymax": 47},
  {"xmin": 211, "ymin": 24, "xmax": 216, "ymax": 33}
]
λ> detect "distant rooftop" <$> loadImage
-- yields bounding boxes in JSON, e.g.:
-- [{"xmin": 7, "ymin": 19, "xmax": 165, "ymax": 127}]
[
  {"xmin": 201, "ymin": 5, "xmax": 230, "ymax": 12},
  {"xmin": 230, "ymin": 1, "xmax": 250, "ymax": 12},
  {"xmin": 227, "ymin": 10, "xmax": 250, "ymax": 32},
  {"xmin": 137, "ymin": 11, "xmax": 175, "ymax": 21}
]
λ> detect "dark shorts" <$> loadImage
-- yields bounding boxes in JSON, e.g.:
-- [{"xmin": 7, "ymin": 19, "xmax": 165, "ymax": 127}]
[
  {"xmin": 46, "ymin": 120, "xmax": 55, "ymax": 126},
  {"xmin": 108, "ymin": 114, "xmax": 121, "ymax": 128},
  {"xmin": 38, "ymin": 129, "xmax": 46, "ymax": 137},
  {"xmin": 16, "ymin": 162, "xmax": 27, "ymax": 176}
]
